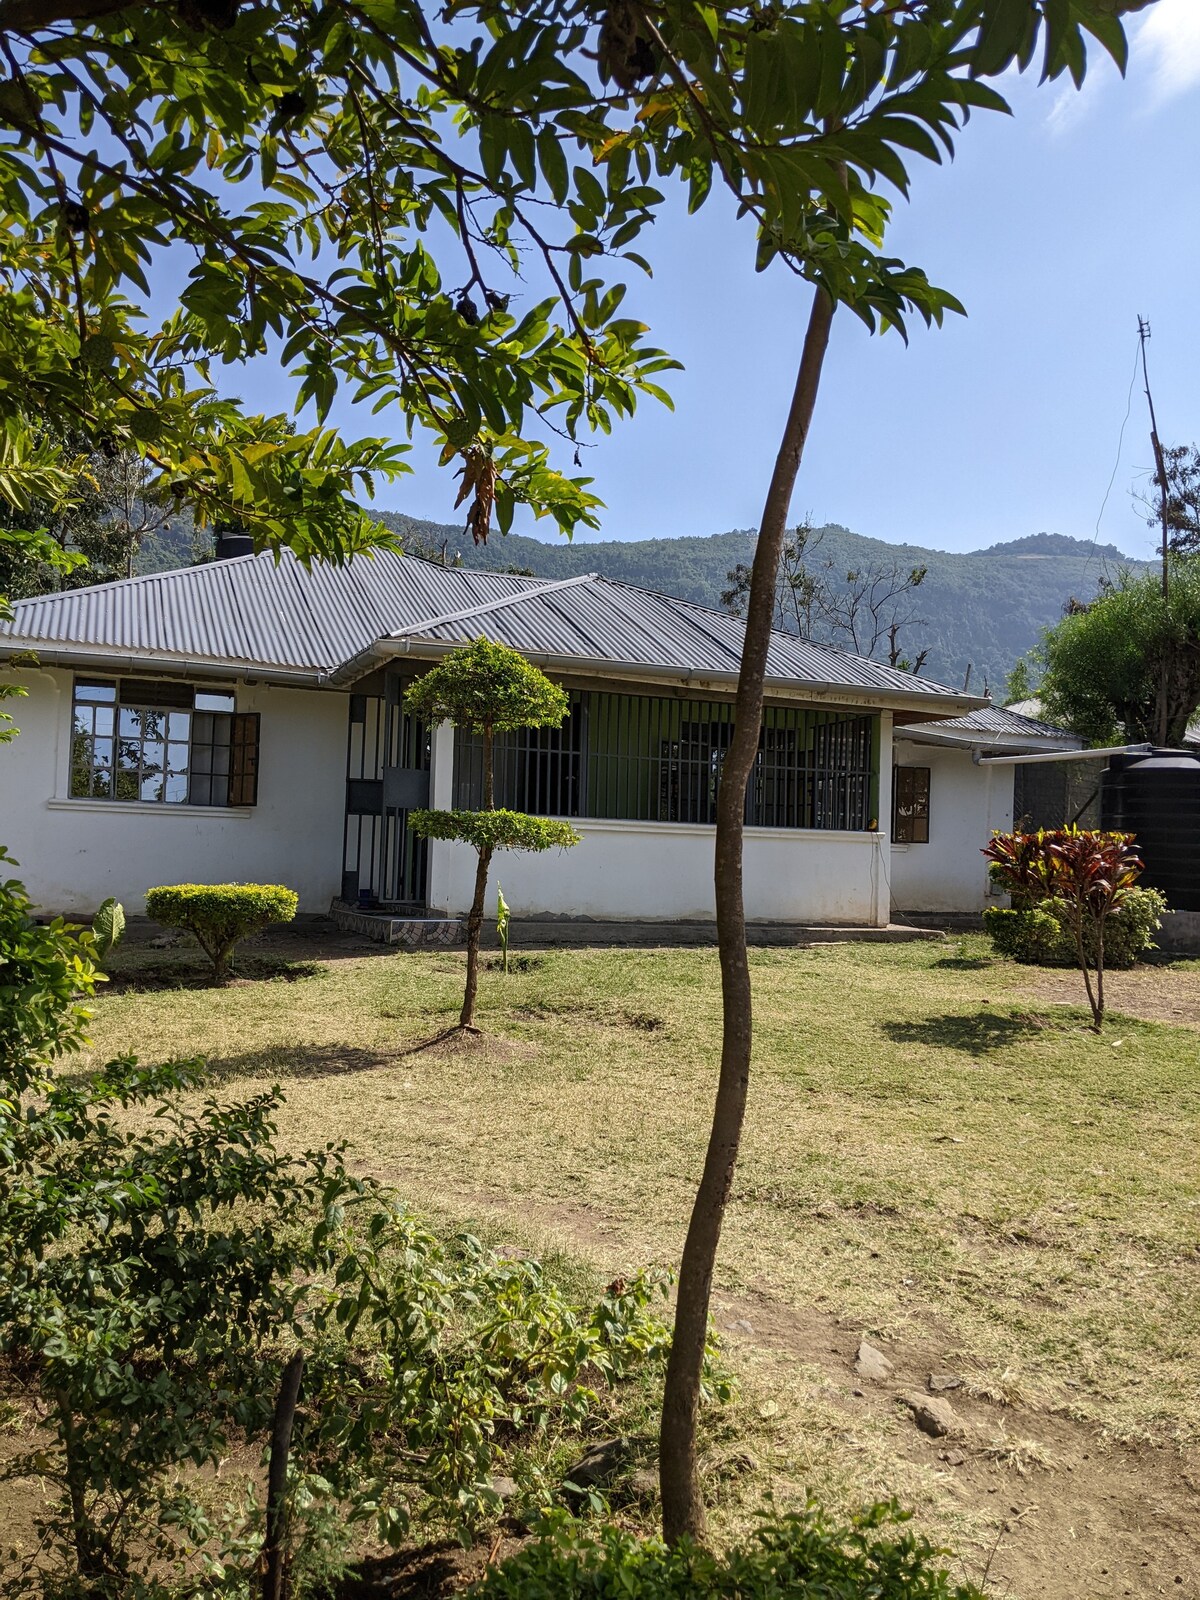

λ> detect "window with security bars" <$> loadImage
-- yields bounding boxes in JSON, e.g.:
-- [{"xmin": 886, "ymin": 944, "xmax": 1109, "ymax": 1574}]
[
  {"xmin": 892, "ymin": 765, "xmax": 930, "ymax": 843},
  {"xmin": 70, "ymin": 678, "xmax": 259, "ymax": 807},
  {"xmin": 454, "ymin": 689, "xmax": 877, "ymax": 831}
]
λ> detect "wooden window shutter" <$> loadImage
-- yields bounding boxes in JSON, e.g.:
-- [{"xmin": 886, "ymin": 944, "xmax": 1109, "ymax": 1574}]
[{"xmin": 229, "ymin": 713, "xmax": 260, "ymax": 806}]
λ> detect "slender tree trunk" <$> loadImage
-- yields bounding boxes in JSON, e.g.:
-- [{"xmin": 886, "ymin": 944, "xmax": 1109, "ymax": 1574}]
[
  {"xmin": 460, "ymin": 726, "xmax": 495, "ymax": 1029},
  {"xmin": 659, "ymin": 285, "xmax": 836, "ymax": 1544},
  {"xmin": 262, "ymin": 1350, "xmax": 304, "ymax": 1600},
  {"xmin": 57, "ymin": 1393, "xmax": 94, "ymax": 1576},
  {"xmin": 1073, "ymin": 918, "xmax": 1100, "ymax": 1031},
  {"xmin": 460, "ymin": 844, "xmax": 492, "ymax": 1028}
]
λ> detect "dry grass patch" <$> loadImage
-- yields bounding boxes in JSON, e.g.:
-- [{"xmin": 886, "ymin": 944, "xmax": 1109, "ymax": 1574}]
[{"xmin": 71, "ymin": 933, "xmax": 1200, "ymax": 1591}]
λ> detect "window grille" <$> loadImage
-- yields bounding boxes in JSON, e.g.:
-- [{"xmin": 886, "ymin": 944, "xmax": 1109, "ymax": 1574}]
[
  {"xmin": 892, "ymin": 765, "xmax": 930, "ymax": 843},
  {"xmin": 69, "ymin": 678, "xmax": 257, "ymax": 807},
  {"xmin": 454, "ymin": 690, "xmax": 876, "ymax": 831}
]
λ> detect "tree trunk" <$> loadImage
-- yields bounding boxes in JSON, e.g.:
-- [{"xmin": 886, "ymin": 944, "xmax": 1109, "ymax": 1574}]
[
  {"xmin": 460, "ymin": 725, "xmax": 495, "ymax": 1029},
  {"xmin": 57, "ymin": 1393, "xmax": 94, "ymax": 1576},
  {"xmin": 262, "ymin": 1350, "xmax": 304, "ymax": 1600},
  {"xmin": 460, "ymin": 844, "xmax": 492, "ymax": 1028},
  {"xmin": 1073, "ymin": 916, "xmax": 1100, "ymax": 1031},
  {"xmin": 659, "ymin": 285, "xmax": 836, "ymax": 1544}
]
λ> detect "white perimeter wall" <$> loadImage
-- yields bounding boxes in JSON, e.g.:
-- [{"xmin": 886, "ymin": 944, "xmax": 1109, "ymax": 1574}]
[
  {"xmin": 0, "ymin": 668, "xmax": 346, "ymax": 915},
  {"xmin": 429, "ymin": 821, "xmax": 891, "ymax": 925},
  {"xmin": 890, "ymin": 740, "xmax": 1014, "ymax": 914}
]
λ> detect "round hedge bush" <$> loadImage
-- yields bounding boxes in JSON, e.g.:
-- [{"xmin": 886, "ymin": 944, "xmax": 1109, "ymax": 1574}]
[
  {"xmin": 982, "ymin": 886, "xmax": 1165, "ymax": 970},
  {"xmin": 144, "ymin": 883, "xmax": 298, "ymax": 982}
]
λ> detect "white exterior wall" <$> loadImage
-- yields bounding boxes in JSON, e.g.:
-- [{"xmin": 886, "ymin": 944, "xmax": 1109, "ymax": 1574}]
[
  {"xmin": 890, "ymin": 740, "xmax": 1014, "ymax": 913},
  {"xmin": 430, "ymin": 823, "xmax": 890, "ymax": 927},
  {"xmin": 0, "ymin": 667, "xmax": 347, "ymax": 915}
]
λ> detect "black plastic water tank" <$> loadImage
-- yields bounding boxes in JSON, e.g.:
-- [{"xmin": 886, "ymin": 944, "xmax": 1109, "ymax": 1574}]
[{"xmin": 1100, "ymin": 749, "xmax": 1200, "ymax": 911}]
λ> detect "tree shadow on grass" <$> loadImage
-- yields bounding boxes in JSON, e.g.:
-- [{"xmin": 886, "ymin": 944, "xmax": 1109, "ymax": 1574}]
[
  {"xmin": 205, "ymin": 1042, "xmax": 398, "ymax": 1082},
  {"xmin": 930, "ymin": 956, "xmax": 994, "ymax": 971},
  {"xmin": 880, "ymin": 1010, "xmax": 1054, "ymax": 1058}
]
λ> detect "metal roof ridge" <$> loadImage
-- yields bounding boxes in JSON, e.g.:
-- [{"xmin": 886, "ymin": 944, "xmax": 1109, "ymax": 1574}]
[{"xmin": 388, "ymin": 571, "xmax": 600, "ymax": 639}]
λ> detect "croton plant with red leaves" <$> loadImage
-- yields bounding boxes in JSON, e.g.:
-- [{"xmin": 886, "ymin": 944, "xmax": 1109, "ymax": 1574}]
[{"xmin": 982, "ymin": 828, "xmax": 1144, "ymax": 1031}]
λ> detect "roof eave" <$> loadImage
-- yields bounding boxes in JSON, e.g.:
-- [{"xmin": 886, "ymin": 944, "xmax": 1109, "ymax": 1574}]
[
  {"xmin": 336, "ymin": 637, "xmax": 984, "ymax": 715},
  {"xmin": 0, "ymin": 639, "xmax": 331, "ymax": 688}
]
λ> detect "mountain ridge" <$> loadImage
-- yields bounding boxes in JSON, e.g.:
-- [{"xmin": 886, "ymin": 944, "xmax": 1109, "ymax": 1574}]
[{"xmin": 371, "ymin": 515, "xmax": 1146, "ymax": 691}]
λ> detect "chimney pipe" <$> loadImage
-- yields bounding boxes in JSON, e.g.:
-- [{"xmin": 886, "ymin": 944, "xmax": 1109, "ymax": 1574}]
[{"xmin": 215, "ymin": 531, "xmax": 255, "ymax": 560}]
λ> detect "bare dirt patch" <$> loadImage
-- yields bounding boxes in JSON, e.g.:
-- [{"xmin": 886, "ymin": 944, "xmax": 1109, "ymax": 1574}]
[
  {"xmin": 1015, "ymin": 960, "xmax": 1200, "ymax": 1028},
  {"xmin": 442, "ymin": 1185, "xmax": 1200, "ymax": 1600}
]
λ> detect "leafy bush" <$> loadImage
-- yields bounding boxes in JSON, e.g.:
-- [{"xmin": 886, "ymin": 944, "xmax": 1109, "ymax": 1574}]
[
  {"xmin": 405, "ymin": 638, "xmax": 570, "ymax": 732},
  {"xmin": 1, "ymin": 1034, "xmax": 679, "ymax": 1595},
  {"xmin": 472, "ymin": 1503, "xmax": 983, "ymax": 1600},
  {"xmin": 0, "ymin": 846, "xmax": 99, "ymax": 1069},
  {"xmin": 984, "ymin": 887, "xmax": 1166, "ymax": 970},
  {"xmin": 144, "ymin": 881, "xmax": 298, "ymax": 981},
  {"xmin": 0, "ymin": 862, "xmax": 679, "ymax": 1596},
  {"xmin": 982, "ymin": 905, "xmax": 1061, "ymax": 965},
  {"xmin": 0, "ymin": 1054, "xmax": 361, "ymax": 1596},
  {"xmin": 404, "ymin": 641, "xmax": 578, "ymax": 1029}
]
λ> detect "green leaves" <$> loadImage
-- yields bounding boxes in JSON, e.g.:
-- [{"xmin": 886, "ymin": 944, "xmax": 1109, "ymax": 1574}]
[
  {"xmin": 90, "ymin": 896, "xmax": 125, "ymax": 963},
  {"xmin": 410, "ymin": 807, "xmax": 582, "ymax": 853},
  {"xmin": 1039, "ymin": 561, "xmax": 1200, "ymax": 747},
  {"xmin": 473, "ymin": 1500, "xmax": 985, "ymax": 1600},
  {"xmin": 404, "ymin": 637, "xmax": 571, "ymax": 734},
  {"xmin": 0, "ymin": 0, "xmax": 1137, "ymax": 556}
]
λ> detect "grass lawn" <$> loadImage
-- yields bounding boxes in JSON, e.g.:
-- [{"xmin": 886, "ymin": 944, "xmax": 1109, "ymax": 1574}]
[{"xmin": 78, "ymin": 933, "xmax": 1200, "ymax": 1597}]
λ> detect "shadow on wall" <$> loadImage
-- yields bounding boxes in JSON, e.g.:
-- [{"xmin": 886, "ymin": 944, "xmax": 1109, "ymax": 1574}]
[{"xmin": 879, "ymin": 1010, "xmax": 1054, "ymax": 1058}]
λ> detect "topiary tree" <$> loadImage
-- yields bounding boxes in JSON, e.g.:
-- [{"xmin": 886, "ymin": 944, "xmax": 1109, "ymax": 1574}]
[
  {"xmin": 144, "ymin": 883, "xmax": 298, "ymax": 983},
  {"xmin": 406, "ymin": 640, "xmax": 579, "ymax": 1030}
]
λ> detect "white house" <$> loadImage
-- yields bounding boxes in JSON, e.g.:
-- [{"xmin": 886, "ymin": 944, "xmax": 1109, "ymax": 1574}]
[
  {"xmin": 0, "ymin": 548, "xmax": 994, "ymax": 929},
  {"xmin": 890, "ymin": 705, "xmax": 1083, "ymax": 916}
]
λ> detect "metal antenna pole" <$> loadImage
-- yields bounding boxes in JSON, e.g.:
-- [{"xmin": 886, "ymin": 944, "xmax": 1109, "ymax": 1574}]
[{"xmin": 1138, "ymin": 315, "xmax": 1171, "ymax": 745}]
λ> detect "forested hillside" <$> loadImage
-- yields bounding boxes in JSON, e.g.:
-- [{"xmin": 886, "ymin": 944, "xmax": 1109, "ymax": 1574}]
[{"xmin": 373, "ymin": 512, "xmax": 1145, "ymax": 692}]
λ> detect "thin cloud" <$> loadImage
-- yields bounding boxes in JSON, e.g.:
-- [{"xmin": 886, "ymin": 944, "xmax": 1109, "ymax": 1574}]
[
  {"xmin": 1137, "ymin": 0, "xmax": 1200, "ymax": 108},
  {"xmin": 1045, "ymin": 0, "xmax": 1200, "ymax": 134}
]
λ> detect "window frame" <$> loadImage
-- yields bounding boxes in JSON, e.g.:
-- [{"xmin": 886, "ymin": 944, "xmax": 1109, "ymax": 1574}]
[
  {"xmin": 67, "ymin": 676, "xmax": 257, "ymax": 810},
  {"xmin": 892, "ymin": 764, "xmax": 931, "ymax": 845}
]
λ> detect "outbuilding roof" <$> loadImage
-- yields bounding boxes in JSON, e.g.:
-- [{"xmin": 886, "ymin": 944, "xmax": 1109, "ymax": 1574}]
[
  {"xmin": 0, "ymin": 548, "xmax": 983, "ymax": 715},
  {"xmin": 896, "ymin": 703, "xmax": 1082, "ymax": 750}
]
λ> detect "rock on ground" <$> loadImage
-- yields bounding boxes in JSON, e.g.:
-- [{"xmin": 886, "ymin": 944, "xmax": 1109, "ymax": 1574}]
[
  {"xmin": 900, "ymin": 1392, "xmax": 961, "ymax": 1438},
  {"xmin": 855, "ymin": 1339, "xmax": 895, "ymax": 1383}
]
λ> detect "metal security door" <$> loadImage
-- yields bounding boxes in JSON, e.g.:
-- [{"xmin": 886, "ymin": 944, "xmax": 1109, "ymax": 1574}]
[
  {"xmin": 378, "ymin": 671, "xmax": 430, "ymax": 907},
  {"xmin": 341, "ymin": 674, "xmax": 430, "ymax": 907}
]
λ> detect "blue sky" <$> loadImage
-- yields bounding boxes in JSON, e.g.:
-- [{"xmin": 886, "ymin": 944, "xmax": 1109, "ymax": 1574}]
[{"xmin": 262, "ymin": 2, "xmax": 1200, "ymax": 561}]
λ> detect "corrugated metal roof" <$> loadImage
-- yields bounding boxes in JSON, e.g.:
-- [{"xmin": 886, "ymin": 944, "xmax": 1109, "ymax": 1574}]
[
  {"xmin": 0, "ymin": 548, "xmax": 979, "ymax": 709},
  {"xmin": 927, "ymin": 706, "xmax": 1079, "ymax": 741}
]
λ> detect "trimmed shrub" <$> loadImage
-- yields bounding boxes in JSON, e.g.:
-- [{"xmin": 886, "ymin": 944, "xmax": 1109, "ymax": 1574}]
[
  {"xmin": 409, "ymin": 808, "xmax": 581, "ymax": 853},
  {"xmin": 471, "ymin": 1503, "xmax": 983, "ymax": 1599},
  {"xmin": 983, "ymin": 886, "xmax": 1165, "ymax": 970},
  {"xmin": 145, "ymin": 882, "xmax": 298, "ymax": 981},
  {"xmin": 982, "ymin": 906, "xmax": 1062, "ymax": 965}
]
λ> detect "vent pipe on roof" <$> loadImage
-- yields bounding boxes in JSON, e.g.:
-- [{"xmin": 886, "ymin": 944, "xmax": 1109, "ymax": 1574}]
[{"xmin": 215, "ymin": 531, "xmax": 254, "ymax": 560}]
